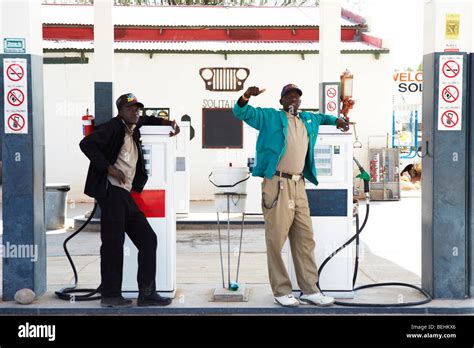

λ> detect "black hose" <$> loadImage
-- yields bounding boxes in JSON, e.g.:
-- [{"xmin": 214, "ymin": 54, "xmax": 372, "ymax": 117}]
[
  {"xmin": 55, "ymin": 203, "xmax": 101, "ymax": 301},
  {"xmin": 316, "ymin": 205, "xmax": 370, "ymax": 281},
  {"xmin": 315, "ymin": 201, "xmax": 432, "ymax": 307},
  {"xmin": 352, "ymin": 213, "xmax": 360, "ymax": 287}
]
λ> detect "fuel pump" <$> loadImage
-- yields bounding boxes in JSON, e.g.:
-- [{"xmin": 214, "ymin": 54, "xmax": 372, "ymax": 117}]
[{"xmin": 300, "ymin": 72, "xmax": 431, "ymax": 307}]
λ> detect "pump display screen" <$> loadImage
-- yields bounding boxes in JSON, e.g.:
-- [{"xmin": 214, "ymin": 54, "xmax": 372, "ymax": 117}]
[
  {"xmin": 315, "ymin": 145, "xmax": 332, "ymax": 176},
  {"xmin": 142, "ymin": 145, "xmax": 152, "ymax": 176}
]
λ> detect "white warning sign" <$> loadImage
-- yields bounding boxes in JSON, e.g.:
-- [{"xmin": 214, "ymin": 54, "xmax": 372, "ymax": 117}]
[
  {"xmin": 324, "ymin": 84, "xmax": 339, "ymax": 117},
  {"xmin": 438, "ymin": 55, "xmax": 463, "ymax": 131},
  {"xmin": 3, "ymin": 58, "xmax": 28, "ymax": 134}
]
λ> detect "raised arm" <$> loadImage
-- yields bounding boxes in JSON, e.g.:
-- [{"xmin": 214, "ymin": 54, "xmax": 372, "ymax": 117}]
[
  {"xmin": 138, "ymin": 115, "xmax": 180, "ymax": 137},
  {"xmin": 316, "ymin": 113, "xmax": 350, "ymax": 132},
  {"xmin": 232, "ymin": 86, "xmax": 267, "ymax": 130}
]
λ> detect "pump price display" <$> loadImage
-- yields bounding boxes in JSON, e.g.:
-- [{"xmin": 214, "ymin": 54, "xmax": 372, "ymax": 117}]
[
  {"xmin": 3, "ymin": 58, "xmax": 28, "ymax": 134},
  {"xmin": 437, "ymin": 55, "xmax": 463, "ymax": 131}
]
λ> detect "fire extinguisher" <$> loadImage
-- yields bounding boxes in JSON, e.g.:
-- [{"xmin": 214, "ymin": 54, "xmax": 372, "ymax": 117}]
[{"xmin": 82, "ymin": 108, "xmax": 94, "ymax": 137}]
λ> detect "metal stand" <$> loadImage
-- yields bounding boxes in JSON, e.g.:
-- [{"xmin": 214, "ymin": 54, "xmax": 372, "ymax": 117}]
[{"xmin": 216, "ymin": 193, "xmax": 245, "ymax": 289}]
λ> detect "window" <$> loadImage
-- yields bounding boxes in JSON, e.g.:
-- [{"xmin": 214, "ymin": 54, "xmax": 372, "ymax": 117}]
[{"xmin": 202, "ymin": 108, "xmax": 243, "ymax": 148}]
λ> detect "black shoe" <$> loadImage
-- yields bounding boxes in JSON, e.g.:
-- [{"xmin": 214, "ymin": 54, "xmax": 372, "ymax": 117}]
[
  {"xmin": 101, "ymin": 296, "xmax": 133, "ymax": 308},
  {"xmin": 137, "ymin": 292, "xmax": 172, "ymax": 307}
]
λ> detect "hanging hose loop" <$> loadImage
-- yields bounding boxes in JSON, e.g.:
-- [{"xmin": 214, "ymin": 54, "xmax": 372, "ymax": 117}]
[{"xmin": 55, "ymin": 203, "xmax": 102, "ymax": 301}]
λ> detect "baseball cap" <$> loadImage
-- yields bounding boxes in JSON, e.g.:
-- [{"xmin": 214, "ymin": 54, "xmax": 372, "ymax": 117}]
[
  {"xmin": 281, "ymin": 84, "xmax": 303, "ymax": 98},
  {"xmin": 116, "ymin": 93, "xmax": 144, "ymax": 110}
]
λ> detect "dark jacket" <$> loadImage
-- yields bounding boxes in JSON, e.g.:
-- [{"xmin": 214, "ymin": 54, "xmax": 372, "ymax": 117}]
[{"xmin": 79, "ymin": 116, "xmax": 165, "ymax": 199}]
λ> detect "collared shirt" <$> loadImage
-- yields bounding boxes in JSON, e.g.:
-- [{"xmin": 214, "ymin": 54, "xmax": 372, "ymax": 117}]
[
  {"xmin": 276, "ymin": 111, "xmax": 309, "ymax": 175},
  {"xmin": 108, "ymin": 121, "xmax": 138, "ymax": 191}
]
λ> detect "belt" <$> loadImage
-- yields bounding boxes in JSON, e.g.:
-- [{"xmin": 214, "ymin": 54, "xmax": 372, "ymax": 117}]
[{"xmin": 275, "ymin": 170, "xmax": 303, "ymax": 181}]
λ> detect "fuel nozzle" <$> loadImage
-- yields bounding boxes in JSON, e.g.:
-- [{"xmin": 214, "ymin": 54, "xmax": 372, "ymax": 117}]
[{"xmin": 353, "ymin": 157, "xmax": 370, "ymax": 198}]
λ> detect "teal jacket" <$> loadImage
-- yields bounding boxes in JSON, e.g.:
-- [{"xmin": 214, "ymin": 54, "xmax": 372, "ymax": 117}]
[{"xmin": 232, "ymin": 101, "xmax": 338, "ymax": 186}]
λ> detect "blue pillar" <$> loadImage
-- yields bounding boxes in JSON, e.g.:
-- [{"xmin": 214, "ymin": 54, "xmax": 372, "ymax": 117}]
[
  {"xmin": 1, "ymin": 54, "xmax": 46, "ymax": 300},
  {"xmin": 90, "ymin": 82, "xmax": 113, "ymax": 219},
  {"xmin": 422, "ymin": 52, "xmax": 468, "ymax": 298},
  {"xmin": 469, "ymin": 53, "xmax": 474, "ymax": 298},
  {"xmin": 94, "ymin": 82, "xmax": 114, "ymax": 126}
]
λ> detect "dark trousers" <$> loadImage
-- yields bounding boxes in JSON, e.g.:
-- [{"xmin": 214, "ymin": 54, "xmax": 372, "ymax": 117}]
[{"xmin": 97, "ymin": 185, "xmax": 157, "ymax": 297}]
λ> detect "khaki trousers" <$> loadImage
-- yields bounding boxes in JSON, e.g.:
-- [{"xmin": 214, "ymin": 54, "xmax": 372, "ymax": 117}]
[{"xmin": 262, "ymin": 175, "xmax": 319, "ymax": 296}]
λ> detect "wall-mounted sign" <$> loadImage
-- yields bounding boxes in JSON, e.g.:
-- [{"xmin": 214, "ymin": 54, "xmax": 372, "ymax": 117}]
[
  {"xmin": 393, "ymin": 71, "xmax": 423, "ymax": 93},
  {"xmin": 444, "ymin": 13, "xmax": 460, "ymax": 52},
  {"xmin": 437, "ymin": 55, "xmax": 463, "ymax": 131},
  {"xmin": 3, "ymin": 58, "xmax": 28, "ymax": 134},
  {"xmin": 3, "ymin": 38, "xmax": 26, "ymax": 54},
  {"xmin": 199, "ymin": 67, "xmax": 249, "ymax": 92},
  {"xmin": 319, "ymin": 82, "xmax": 339, "ymax": 117}
]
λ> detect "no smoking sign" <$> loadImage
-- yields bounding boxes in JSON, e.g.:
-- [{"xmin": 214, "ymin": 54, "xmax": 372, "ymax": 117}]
[
  {"xmin": 326, "ymin": 88, "xmax": 337, "ymax": 98},
  {"xmin": 438, "ymin": 55, "xmax": 463, "ymax": 131},
  {"xmin": 3, "ymin": 58, "xmax": 28, "ymax": 134},
  {"xmin": 323, "ymin": 83, "xmax": 339, "ymax": 117},
  {"xmin": 6, "ymin": 63, "xmax": 25, "ymax": 82}
]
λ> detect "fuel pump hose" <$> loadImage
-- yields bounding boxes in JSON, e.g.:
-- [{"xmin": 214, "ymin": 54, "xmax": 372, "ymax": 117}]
[
  {"xmin": 55, "ymin": 203, "xmax": 102, "ymax": 301},
  {"xmin": 313, "ymin": 157, "xmax": 432, "ymax": 307},
  {"xmin": 315, "ymin": 194, "xmax": 432, "ymax": 307}
]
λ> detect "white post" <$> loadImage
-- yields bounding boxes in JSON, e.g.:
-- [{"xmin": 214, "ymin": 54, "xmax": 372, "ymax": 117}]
[
  {"xmin": 0, "ymin": 0, "xmax": 42, "ymax": 56},
  {"xmin": 319, "ymin": 0, "xmax": 341, "ymax": 82},
  {"xmin": 424, "ymin": 0, "xmax": 473, "ymax": 54},
  {"xmin": 93, "ymin": 0, "xmax": 114, "ymax": 125},
  {"xmin": 94, "ymin": 0, "xmax": 114, "ymax": 83},
  {"xmin": 318, "ymin": 0, "xmax": 341, "ymax": 116}
]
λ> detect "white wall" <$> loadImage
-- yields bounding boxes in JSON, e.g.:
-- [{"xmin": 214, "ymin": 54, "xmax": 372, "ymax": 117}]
[
  {"xmin": 43, "ymin": 53, "xmax": 95, "ymax": 202},
  {"xmin": 43, "ymin": 50, "xmax": 392, "ymax": 201}
]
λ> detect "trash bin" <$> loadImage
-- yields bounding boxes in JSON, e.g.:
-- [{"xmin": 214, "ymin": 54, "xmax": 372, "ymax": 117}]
[{"xmin": 45, "ymin": 183, "xmax": 70, "ymax": 230}]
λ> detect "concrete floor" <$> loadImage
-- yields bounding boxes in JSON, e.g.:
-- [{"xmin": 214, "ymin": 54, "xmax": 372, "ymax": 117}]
[{"xmin": 0, "ymin": 195, "xmax": 473, "ymax": 314}]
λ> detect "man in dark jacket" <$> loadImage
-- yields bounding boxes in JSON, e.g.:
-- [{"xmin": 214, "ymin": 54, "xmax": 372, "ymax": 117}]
[{"xmin": 80, "ymin": 93, "xmax": 180, "ymax": 308}]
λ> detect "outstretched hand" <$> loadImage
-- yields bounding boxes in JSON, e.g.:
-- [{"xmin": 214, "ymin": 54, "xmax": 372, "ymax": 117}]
[
  {"xmin": 244, "ymin": 86, "xmax": 266, "ymax": 99},
  {"xmin": 169, "ymin": 120, "xmax": 180, "ymax": 137},
  {"xmin": 336, "ymin": 118, "xmax": 350, "ymax": 132}
]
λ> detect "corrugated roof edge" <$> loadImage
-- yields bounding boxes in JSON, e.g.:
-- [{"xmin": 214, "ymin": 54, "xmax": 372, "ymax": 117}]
[
  {"xmin": 43, "ymin": 24, "xmax": 365, "ymax": 29},
  {"xmin": 341, "ymin": 7, "xmax": 367, "ymax": 25},
  {"xmin": 42, "ymin": 43, "xmax": 389, "ymax": 54}
]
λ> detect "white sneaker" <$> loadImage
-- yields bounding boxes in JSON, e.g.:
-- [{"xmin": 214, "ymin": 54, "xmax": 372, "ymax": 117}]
[
  {"xmin": 274, "ymin": 294, "xmax": 299, "ymax": 307},
  {"xmin": 299, "ymin": 292, "xmax": 335, "ymax": 306}
]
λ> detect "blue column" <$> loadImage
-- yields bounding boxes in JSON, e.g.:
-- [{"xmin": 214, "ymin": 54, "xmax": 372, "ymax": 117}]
[
  {"xmin": 469, "ymin": 53, "xmax": 474, "ymax": 298},
  {"xmin": 422, "ymin": 52, "xmax": 468, "ymax": 298},
  {"xmin": 90, "ymin": 82, "xmax": 113, "ymax": 219},
  {"xmin": 1, "ymin": 54, "xmax": 46, "ymax": 300},
  {"xmin": 94, "ymin": 82, "xmax": 113, "ymax": 126}
]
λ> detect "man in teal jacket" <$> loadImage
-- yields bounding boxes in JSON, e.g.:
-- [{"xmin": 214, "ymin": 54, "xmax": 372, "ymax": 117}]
[{"xmin": 233, "ymin": 84, "xmax": 348, "ymax": 307}]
